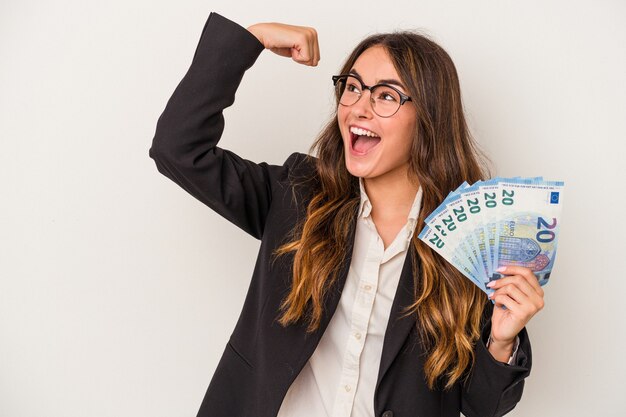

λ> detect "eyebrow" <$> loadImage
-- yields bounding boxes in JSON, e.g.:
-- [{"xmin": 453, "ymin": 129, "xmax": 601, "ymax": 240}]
[{"xmin": 349, "ymin": 69, "xmax": 407, "ymax": 91}]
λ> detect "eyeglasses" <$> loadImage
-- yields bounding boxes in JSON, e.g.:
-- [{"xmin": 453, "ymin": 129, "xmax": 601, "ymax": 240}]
[{"xmin": 332, "ymin": 74, "xmax": 412, "ymax": 118}]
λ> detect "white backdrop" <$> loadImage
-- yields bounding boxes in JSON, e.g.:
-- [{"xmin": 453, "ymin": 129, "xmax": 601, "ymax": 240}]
[{"xmin": 1, "ymin": 0, "xmax": 625, "ymax": 416}]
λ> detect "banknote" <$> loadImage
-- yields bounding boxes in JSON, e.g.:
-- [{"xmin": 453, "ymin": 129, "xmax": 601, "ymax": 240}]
[
  {"xmin": 423, "ymin": 192, "xmax": 481, "ymax": 279},
  {"xmin": 419, "ymin": 176, "xmax": 564, "ymax": 293},
  {"xmin": 491, "ymin": 178, "xmax": 564, "ymax": 286},
  {"xmin": 419, "ymin": 225, "xmax": 484, "ymax": 288}
]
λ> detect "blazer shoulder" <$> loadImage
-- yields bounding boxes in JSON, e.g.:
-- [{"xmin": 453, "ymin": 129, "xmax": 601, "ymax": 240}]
[
  {"xmin": 284, "ymin": 152, "xmax": 316, "ymax": 171},
  {"xmin": 282, "ymin": 152, "xmax": 319, "ymax": 184}
]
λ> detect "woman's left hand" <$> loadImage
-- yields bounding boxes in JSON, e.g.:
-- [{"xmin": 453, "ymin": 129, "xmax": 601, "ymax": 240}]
[{"xmin": 486, "ymin": 265, "xmax": 545, "ymax": 362}]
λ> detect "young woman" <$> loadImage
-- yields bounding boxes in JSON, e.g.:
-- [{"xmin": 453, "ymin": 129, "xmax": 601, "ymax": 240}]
[{"xmin": 149, "ymin": 12, "xmax": 544, "ymax": 417}]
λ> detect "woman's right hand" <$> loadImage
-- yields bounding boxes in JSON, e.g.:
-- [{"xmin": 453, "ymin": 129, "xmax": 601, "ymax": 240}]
[{"xmin": 247, "ymin": 22, "xmax": 320, "ymax": 66}]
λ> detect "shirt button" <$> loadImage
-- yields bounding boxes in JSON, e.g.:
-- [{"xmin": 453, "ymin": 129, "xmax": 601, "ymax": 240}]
[
  {"xmin": 354, "ymin": 332, "xmax": 362, "ymax": 340},
  {"xmin": 364, "ymin": 284, "xmax": 372, "ymax": 291},
  {"xmin": 344, "ymin": 384, "xmax": 351, "ymax": 392}
]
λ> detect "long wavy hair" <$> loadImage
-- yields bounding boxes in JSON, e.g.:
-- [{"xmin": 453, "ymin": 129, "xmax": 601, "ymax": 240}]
[{"xmin": 273, "ymin": 30, "xmax": 490, "ymax": 389}]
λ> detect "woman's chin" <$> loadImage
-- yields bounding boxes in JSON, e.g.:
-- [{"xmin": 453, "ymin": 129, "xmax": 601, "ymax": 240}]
[{"xmin": 344, "ymin": 157, "xmax": 373, "ymax": 179}]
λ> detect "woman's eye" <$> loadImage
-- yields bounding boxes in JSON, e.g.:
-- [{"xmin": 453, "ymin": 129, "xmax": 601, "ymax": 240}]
[
  {"xmin": 379, "ymin": 92, "xmax": 397, "ymax": 102},
  {"xmin": 346, "ymin": 83, "xmax": 360, "ymax": 93}
]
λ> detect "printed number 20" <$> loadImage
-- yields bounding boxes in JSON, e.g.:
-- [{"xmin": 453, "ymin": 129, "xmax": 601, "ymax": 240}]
[{"xmin": 536, "ymin": 217, "xmax": 556, "ymax": 243}]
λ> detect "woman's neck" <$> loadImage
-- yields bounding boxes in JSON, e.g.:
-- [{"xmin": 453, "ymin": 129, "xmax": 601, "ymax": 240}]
[{"xmin": 362, "ymin": 171, "xmax": 420, "ymax": 221}]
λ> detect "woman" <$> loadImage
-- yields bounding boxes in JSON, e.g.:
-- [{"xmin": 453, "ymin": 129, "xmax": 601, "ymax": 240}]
[{"xmin": 149, "ymin": 12, "xmax": 544, "ymax": 417}]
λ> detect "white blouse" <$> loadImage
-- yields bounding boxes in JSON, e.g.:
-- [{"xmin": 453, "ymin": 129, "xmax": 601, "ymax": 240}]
[{"xmin": 277, "ymin": 178, "xmax": 423, "ymax": 417}]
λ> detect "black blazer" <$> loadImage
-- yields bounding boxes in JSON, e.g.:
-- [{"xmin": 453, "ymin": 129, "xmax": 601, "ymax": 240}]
[{"xmin": 149, "ymin": 12, "xmax": 532, "ymax": 417}]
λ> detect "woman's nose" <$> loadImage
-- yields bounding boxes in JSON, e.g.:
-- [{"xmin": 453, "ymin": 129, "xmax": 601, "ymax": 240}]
[{"xmin": 351, "ymin": 89, "xmax": 374, "ymax": 118}]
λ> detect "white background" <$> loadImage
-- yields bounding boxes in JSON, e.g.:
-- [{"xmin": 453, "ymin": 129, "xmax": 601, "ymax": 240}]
[{"xmin": 1, "ymin": 0, "xmax": 625, "ymax": 416}]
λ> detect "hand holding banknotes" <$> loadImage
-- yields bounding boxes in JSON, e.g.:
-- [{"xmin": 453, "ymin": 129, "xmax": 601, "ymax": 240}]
[
  {"xmin": 486, "ymin": 265, "xmax": 545, "ymax": 362},
  {"xmin": 418, "ymin": 176, "xmax": 563, "ymax": 362}
]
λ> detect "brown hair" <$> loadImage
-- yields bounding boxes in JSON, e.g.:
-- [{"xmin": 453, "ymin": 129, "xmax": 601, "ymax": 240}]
[{"xmin": 273, "ymin": 30, "xmax": 489, "ymax": 389}]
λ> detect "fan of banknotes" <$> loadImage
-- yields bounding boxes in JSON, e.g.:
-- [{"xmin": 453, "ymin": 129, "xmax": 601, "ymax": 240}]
[{"xmin": 418, "ymin": 177, "xmax": 564, "ymax": 295}]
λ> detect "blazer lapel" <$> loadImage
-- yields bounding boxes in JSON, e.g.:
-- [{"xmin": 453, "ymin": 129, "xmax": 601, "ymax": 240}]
[
  {"xmin": 376, "ymin": 246, "xmax": 419, "ymax": 387},
  {"xmin": 295, "ymin": 203, "xmax": 419, "ymax": 387}
]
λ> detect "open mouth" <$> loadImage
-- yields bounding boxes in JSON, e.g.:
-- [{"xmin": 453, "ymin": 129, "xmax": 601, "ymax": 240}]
[{"xmin": 349, "ymin": 126, "xmax": 381, "ymax": 154}]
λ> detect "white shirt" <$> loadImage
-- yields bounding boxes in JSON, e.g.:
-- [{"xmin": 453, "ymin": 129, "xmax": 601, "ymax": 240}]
[{"xmin": 277, "ymin": 178, "xmax": 424, "ymax": 417}]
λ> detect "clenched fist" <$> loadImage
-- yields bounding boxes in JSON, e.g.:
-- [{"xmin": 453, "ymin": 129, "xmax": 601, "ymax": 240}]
[{"xmin": 247, "ymin": 22, "xmax": 320, "ymax": 66}]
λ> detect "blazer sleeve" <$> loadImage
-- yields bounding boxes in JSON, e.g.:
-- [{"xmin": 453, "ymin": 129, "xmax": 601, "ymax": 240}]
[
  {"xmin": 148, "ymin": 12, "xmax": 301, "ymax": 239},
  {"xmin": 461, "ymin": 301, "xmax": 533, "ymax": 417}
]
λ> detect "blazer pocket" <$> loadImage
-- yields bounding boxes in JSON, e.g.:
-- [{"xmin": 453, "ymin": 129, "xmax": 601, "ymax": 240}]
[{"xmin": 227, "ymin": 340, "xmax": 254, "ymax": 370}]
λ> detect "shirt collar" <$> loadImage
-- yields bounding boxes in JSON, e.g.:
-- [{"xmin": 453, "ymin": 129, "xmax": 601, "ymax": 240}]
[{"xmin": 358, "ymin": 177, "xmax": 373, "ymax": 218}]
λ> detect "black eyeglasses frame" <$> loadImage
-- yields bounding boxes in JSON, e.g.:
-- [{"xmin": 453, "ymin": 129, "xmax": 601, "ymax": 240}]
[{"xmin": 331, "ymin": 74, "xmax": 413, "ymax": 117}]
